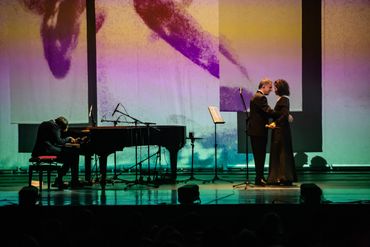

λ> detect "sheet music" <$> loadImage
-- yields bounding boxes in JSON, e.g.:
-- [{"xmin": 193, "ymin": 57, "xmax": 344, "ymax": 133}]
[{"xmin": 208, "ymin": 106, "xmax": 225, "ymax": 124}]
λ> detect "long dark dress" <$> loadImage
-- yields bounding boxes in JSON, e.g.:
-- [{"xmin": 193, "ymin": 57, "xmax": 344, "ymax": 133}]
[{"xmin": 267, "ymin": 96, "xmax": 297, "ymax": 185}]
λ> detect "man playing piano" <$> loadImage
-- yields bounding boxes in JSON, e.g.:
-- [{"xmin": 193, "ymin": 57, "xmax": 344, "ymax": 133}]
[{"xmin": 31, "ymin": 116, "xmax": 85, "ymax": 189}]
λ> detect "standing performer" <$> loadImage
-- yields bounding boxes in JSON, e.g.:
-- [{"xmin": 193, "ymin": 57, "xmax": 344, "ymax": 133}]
[
  {"xmin": 266, "ymin": 79, "xmax": 297, "ymax": 185},
  {"xmin": 248, "ymin": 79, "xmax": 277, "ymax": 186}
]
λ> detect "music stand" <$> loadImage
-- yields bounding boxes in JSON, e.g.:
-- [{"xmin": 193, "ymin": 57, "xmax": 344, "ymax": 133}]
[
  {"xmin": 204, "ymin": 106, "xmax": 233, "ymax": 184},
  {"xmin": 179, "ymin": 132, "xmax": 206, "ymax": 184},
  {"xmin": 233, "ymin": 89, "xmax": 253, "ymax": 189}
]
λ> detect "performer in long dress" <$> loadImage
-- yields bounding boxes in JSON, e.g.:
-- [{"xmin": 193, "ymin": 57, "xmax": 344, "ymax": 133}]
[{"xmin": 266, "ymin": 79, "xmax": 297, "ymax": 186}]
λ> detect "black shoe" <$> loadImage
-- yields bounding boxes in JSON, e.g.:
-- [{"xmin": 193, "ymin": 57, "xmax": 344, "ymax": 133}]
[
  {"xmin": 280, "ymin": 180, "xmax": 293, "ymax": 186},
  {"xmin": 267, "ymin": 181, "xmax": 280, "ymax": 186},
  {"xmin": 82, "ymin": 180, "xmax": 93, "ymax": 186},
  {"xmin": 255, "ymin": 178, "xmax": 267, "ymax": 186},
  {"xmin": 52, "ymin": 180, "xmax": 69, "ymax": 190},
  {"xmin": 70, "ymin": 180, "xmax": 84, "ymax": 189}
]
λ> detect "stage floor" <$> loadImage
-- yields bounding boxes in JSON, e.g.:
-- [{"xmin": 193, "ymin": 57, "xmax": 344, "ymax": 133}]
[{"xmin": 1, "ymin": 170, "xmax": 370, "ymax": 206}]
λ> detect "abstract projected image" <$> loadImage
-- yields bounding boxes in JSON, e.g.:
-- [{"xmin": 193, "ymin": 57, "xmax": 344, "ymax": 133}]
[
  {"xmin": 94, "ymin": 0, "xmax": 305, "ymax": 169},
  {"xmin": 220, "ymin": 0, "xmax": 302, "ymax": 112},
  {"xmin": 0, "ymin": 0, "xmax": 329, "ymax": 170},
  {"xmin": 95, "ymin": 0, "xmax": 221, "ymax": 168},
  {"xmin": 6, "ymin": 0, "xmax": 88, "ymax": 123},
  {"xmin": 96, "ymin": 0, "xmax": 219, "ymax": 122},
  {"xmin": 1, "ymin": 0, "xmax": 369, "ymax": 171}
]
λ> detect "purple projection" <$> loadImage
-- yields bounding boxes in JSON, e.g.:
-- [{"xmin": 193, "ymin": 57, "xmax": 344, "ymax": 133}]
[
  {"xmin": 133, "ymin": 0, "xmax": 251, "ymax": 111},
  {"xmin": 219, "ymin": 37, "xmax": 250, "ymax": 80},
  {"xmin": 219, "ymin": 37, "xmax": 252, "ymax": 111},
  {"xmin": 21, "ymin": 0, "xmax": 85, "ymax": 79},
  {"xmin": 21, "ymin": 0, "xmax": 247, "ymax": 83},
  {"xmin": 220, "ymin": 86, "xmax": 253, "ymax": 111},
  {"xmin": 133, "ymin": 0, "xmax": 220, "ymax": 78},
  {"xmin": 95, "ymin": 8, "xmax": 106, "ymax": 33}
]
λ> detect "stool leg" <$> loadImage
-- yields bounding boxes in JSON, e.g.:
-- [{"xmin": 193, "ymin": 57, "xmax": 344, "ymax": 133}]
[
  {"xmin": 29, "ymin": 166, "xmax": 33, "ymax": 186},
  {"xmin": 39, "ymin": 170, "xmax": 43, "ymax": 192},
  {"xmin": 47, "ymin": 170, "xmax": 51, "ymax": 190}
]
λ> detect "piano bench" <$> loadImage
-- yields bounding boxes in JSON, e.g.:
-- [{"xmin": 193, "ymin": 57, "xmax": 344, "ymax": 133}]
[{"xmin": 29, "ymin": 156, "xmax": 61, "ymax": 191}]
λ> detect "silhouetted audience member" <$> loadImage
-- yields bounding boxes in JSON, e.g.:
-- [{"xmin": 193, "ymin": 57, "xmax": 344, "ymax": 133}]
[
  {"xmin": 15, "ymin": 233, "xmax": 40, "ymax": 247},
  {"xmin": 106, "ymin": 209, "xmax": 145, "ymax": 247},
  {"xmin": 40, "ymin": 217, "xmax": 71, "ymax": 247},
  {"xmin": 170, "ymin": 211, "xmax": 204, "ymax": 246},
  {"xmin": 68, "ymin": 208, "xmax": 103, "ymax": 247},
  {"xmin": 233, "ymin": 228, "xmax": 257, "ymax": 247},
  {"xmin": 153, "ymin": 225, "xmax": 185, "ymax": 247},
  {"xmin": 202, "ymin": 225, "xmax": 232, "ymax": 247},
  {"xmin": 257, "ymin": 211, "xmax": 287, "ymax": 247}
]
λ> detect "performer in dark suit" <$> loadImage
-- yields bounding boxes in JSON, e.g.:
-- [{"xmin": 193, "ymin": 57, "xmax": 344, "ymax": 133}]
[
  {"xmin": 266, "ymin": 79, "xmax": 297, "ymax": 185},
  {"xmin": 32, "ymin": 116, "xmax": 83, "ymax": 189},
  {"xmin": 248, "ymin": 79, "xmax": 277, "ymax": 186}
]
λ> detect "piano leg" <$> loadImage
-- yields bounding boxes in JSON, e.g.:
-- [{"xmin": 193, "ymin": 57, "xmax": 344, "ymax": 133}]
[
  {"xmin": 169, "ymin": 148, "xmax": 179, "ymax": 181},
  {"xmin": 84, "ymin": 154, "xmax": 92, "ymax": 182},
  {"xmin": 99, "ymin": 154, "xmax": 108, "ymax": 189}
]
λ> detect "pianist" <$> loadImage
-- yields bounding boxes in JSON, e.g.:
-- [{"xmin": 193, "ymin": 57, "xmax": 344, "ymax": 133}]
[{"xmin": 31, "ymin": 116, "xmax": 84, "ymax": 189}]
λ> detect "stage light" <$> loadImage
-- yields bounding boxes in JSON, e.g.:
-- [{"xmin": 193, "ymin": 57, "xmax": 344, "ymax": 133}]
[
  {"xmin": 178, "ymin": 184, "xmax": 200, "ymax": 204},
  {"xmin": 19, "ymin": 186, "xmax": 39, "ymax": 206},
  {"xmin": 300, "ymin": 183, "xmax": 322, "ymax": 204}
]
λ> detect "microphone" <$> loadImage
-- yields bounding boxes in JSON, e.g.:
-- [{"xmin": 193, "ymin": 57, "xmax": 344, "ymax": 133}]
[
  {"xmin": 239, "ymin": 87, "xmax": 243, "ymax": 94},
  {"xmin": 88, "ymin": 105, "xmax": 93, "ymax": 118},
  {"xmin": 112, "ymin": 103, "xmax": 120, "ymax": 116}
]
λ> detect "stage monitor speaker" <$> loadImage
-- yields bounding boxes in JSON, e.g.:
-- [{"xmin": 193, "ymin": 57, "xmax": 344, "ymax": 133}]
[
  {"xmin": 19, "ymin": 186, "xmax": 39, "ymax": 206},
  {"xmin": 300, "ymin": 183, "xmax": 322, "ymax": 204},
  {"xmin": 178, "ymin": 184, "xmax": 200, "ymax": 204}
]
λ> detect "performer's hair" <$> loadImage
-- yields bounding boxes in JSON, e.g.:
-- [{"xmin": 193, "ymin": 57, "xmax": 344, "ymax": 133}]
[
  {"xmin": 258, "ymin": 79, "xmax": 272, "ymax": 89},
  {"xmin": 55, "ymin": 116, "xmax": 69, "ymax": 131},
  {"xmin": 274, "ymin": 79, "xmax": 290, "ymax": 96}
]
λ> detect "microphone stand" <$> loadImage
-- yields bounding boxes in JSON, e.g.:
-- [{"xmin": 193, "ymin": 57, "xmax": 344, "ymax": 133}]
[
  {"xmin": 101, "ymin": 117, "xmax": 135, "ymax": 184},
  {"xmin": 113, "ymin": 110, "xmax": 159, "ymax": 190},
  {"xmin": 178, "ymin": 133, "xmax": 205, "ymax": 184},
  {"xmin": 233, "ymin": 89, "xmax": 252, "ymax": 189}
]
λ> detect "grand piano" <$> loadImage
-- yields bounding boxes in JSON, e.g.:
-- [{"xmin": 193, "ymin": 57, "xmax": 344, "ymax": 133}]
[{"xmin": 68, "ymin": 125, "xmax": 186, "ymax": 188}]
